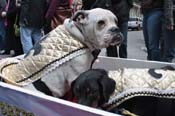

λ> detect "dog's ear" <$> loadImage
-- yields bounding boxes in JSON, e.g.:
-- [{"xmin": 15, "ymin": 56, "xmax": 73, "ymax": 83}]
[
  {"xmin": 70, "ymin": 80, "xmax": 76, "ymax": 98},
  {"xmin": 98, "ymin": 73, "xmax": 116, "ymax": 102},
  {"xmin": 72, "ymin": 10, "xmax": 89, "ymax": 25}
]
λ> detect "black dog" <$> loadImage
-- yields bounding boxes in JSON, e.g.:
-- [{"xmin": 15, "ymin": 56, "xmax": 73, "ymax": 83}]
[
  {"xmin": 71, "ymin": 69, "xmax": 116, "ymax": 108},
  {"xmin": 71, "ymin": 69, "xmax": 137, "ymax": 116}
]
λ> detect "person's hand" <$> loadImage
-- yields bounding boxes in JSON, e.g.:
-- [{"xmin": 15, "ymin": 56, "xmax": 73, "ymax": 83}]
[
  {"xmin": 166, "ymin": 25, "xmax": 174, "ymax": 30},
  {"xmin": 76, "ymin": 4, "xmax": 82, "ymax": 10},
  {"xmin": 1, "ymin": 11, "xmax": 7, "ymax": 17}
]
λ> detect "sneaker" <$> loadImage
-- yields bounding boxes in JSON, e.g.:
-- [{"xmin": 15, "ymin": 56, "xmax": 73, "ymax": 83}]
[
  {"xmin": 0, "ymin": 50, "xmax": 5, "ymax": 54},
  {"xmin": 0, "ymin": 50, "xmax": 10, "ymax": 55}
]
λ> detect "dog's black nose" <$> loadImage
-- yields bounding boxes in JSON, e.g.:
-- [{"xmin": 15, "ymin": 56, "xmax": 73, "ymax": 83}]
[{"xmin": 109, "ymin": 27, "xmax": 120, "ymax": 33}]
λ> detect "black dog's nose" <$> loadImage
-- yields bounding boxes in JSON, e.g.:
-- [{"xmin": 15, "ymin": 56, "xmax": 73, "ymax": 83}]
[{"xmin": 109, "ymin": 27, "xmax": 120, "ymax": 33}]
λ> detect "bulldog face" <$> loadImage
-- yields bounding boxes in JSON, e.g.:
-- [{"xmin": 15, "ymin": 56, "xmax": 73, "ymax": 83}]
[{"xmin": 64, "ymin": 8, "xmax": 123, "ymax": 51}]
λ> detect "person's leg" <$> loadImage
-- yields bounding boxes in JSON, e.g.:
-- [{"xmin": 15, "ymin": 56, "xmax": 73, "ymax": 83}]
[
  {"xmin": 0, "ymin": 35, "xmax": 3, "ymax": 50},
  {"xmin": 163, "ymin": 27, "xmax": 175, "ymax": 62},
  {"xmin": 147, "ymin": 10, "xmax": 163, "ymax": 61},
  {"xmin": 118, "ymin": 21, "xmax": 128, "ymax": 58},
  {"xmin": 3, "ymin": 25, "xmax": 15, "ymax": 54},
  {"xmin": 106, "ymin": 46, "xmax": 118, "ymax": 57},
  {"xmin": 142, "ymin": 13, "xmax": 151, "ymax": 60},
  {"xmin": 20, "ymin": 26, "xmax": 33, "ymax": 54},
  {"xmin": 13, "ymin": 35, "xmax": 23, "ymax": 56},
  {"xmin": 173, "ymin": 29, "xmax": 175, "ymax": 48},
  {"xmin": 32, "ymin": 28, "xmax": 42, "ymax": 45},
  {"xmin": 0, "ymin": 21, "xmax": 5, "ymax": 50},
  {"xmin": 44, "ymin": 20, "xmax": 52, "ymax": 34}
]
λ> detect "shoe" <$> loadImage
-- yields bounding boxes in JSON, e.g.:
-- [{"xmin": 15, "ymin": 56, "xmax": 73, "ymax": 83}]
[
  {"xmin": 0, "ymin": 50, "xmax": 5, "ymax": 54},
  {"xmin": 0, "ymin": 50, "xmax": 10, "ymax": 55}
]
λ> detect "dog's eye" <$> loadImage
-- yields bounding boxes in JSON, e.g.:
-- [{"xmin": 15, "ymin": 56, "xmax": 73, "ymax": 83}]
[
  {"xmin": 89, "ymin": 90, "xmax": 98, "ymax": 96},
  {"xmin": 98, "ymin": 20, "xmax": 105, "ymax": 25},
  {"xmin": 76, "ymin": 87, "xmax": 79, "ymax": 91},
  {"xmin": 97, "ymin": 20, "xmax": 105, "ymax": 27},
  {"xmin": 114, "ymin": 18, "xmax": 118, "ymax": 25},
  {"xmin": 75, "ymin": 87, "xmax": 80, "ymax": 93}
]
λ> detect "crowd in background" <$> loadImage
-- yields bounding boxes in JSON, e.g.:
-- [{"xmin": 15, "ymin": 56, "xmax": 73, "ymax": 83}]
[
  {"xmin": 0, "ymin": 0, "xmax": 174, "ymax": 63},
  {"xmin": 0, "ymin": 0, "xmax": 73, "ymax": 56}
]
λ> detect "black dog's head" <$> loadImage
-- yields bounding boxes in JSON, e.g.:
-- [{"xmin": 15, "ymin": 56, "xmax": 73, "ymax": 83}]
[{"xmin": 71, "ymin": 69, "xmax": 116, "ymax": 108}]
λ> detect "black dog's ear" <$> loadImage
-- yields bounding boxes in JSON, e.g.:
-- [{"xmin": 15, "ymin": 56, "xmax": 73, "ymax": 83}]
[
  {"xmin": 71, "ymin": 10, "xmax": 89, "ymax": 24},
  {"xmin": 70, "ymin": 80, "xmax": 76, "ymax": 98},
  {"xmin": 98, "ymin": 74, "xmax": 116, "ymax": 103}
]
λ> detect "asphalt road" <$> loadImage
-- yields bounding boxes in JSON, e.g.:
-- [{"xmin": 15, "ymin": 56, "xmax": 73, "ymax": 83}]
[
  {"xmin": 127, "ymin": 30, "xmax": 147, "ymax": 60},
  {"xmin": 100, "ymin": 30, "xmax": 147, "ymax": 60}
]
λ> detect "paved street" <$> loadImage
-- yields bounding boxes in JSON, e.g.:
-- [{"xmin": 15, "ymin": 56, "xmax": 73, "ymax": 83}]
[
  {"xmin": 100, "ymin": 30, "xmax": 147, "ymax": 60},
  {"xmin": 127, "ymin": 30, "xmax": 147, "ymax": 60}
]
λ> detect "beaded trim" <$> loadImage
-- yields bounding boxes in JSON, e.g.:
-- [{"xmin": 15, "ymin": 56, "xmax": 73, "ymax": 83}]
[
  {"xmin": 103, "ymin": 88, "xmax": 175, "ymax": 111},
  {"xmin": 1, "ymin": 63, "xmax": 18, "ymax": 73}
]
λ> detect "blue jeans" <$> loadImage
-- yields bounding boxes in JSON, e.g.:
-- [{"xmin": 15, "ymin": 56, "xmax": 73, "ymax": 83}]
[
  {"xmin": 20, "ymin": 26, "xmax": 42, "ymax": 53},
  {"xmin": 162, "ymin": 26, "xmax": 175, "ymax": 62},
  {"xmin": 142, "ymin": 10, "xmax": 163, "ymax": 61},
  {"xmin": 106, "ymin": 21, "xmax": 128, "ymax": 58},
  {"xmin": 0, "ymin": 20, "xmax": 6, "ymax": 50}
]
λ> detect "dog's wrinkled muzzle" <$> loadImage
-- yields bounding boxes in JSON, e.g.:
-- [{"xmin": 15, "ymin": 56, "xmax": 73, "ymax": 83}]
[
  {"xmin": 110, "ymin": 33, "xmax": 123, "ymax": 46},
  {"xmin": 108, "ymin": 27, "xmax": 123, "ymax": 46}
]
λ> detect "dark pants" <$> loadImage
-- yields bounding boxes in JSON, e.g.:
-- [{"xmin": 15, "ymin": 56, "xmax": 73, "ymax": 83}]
[
  {"xmin": 0, "ymin": 20, "xmax": 6, "ymax": 50},
  {"xmin": 142, "ymin": 10, "xmax": 163, "ymax": 61},
  {"xmin": 14, "ymin": 35, "xmax": 23, "ymax": 56},
  {"xmin": 4, "ymin": 24, "xmax": 15, "ymax": 54},
  {"xmin": 4, "ymin": 24, "xmax": 23, "ymax": 56},
  {"xmin": 162, "ymin": 25, "xmax": 175, "ymax": 62},
  {"xmin": 106, "ymin": 21, "xmax": 128, "ymax": 58}
]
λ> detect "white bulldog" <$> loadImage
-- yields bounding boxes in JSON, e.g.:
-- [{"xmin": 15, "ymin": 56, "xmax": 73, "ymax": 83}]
[{"xmin": 0, "ymin": 8, "xmax": 123, "ymax": 98}]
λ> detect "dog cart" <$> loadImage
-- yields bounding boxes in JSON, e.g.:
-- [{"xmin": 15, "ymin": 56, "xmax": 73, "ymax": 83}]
[
  {"xmin": 0, "ymin": 56, "xmax": 175, "ymax": 116},
  {"xmin": 0, "ymin": 57, "xmax": 121, "ymax": 116},
  {"xmin": 0, "ymin": 81, "xmax": 119, "ymax": 116}
]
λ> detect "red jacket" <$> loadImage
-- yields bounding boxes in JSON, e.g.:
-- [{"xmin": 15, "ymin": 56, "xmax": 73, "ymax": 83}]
[{"xmin": 45, "ymin": 0, "xmax": 72, "ymax": 21}]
